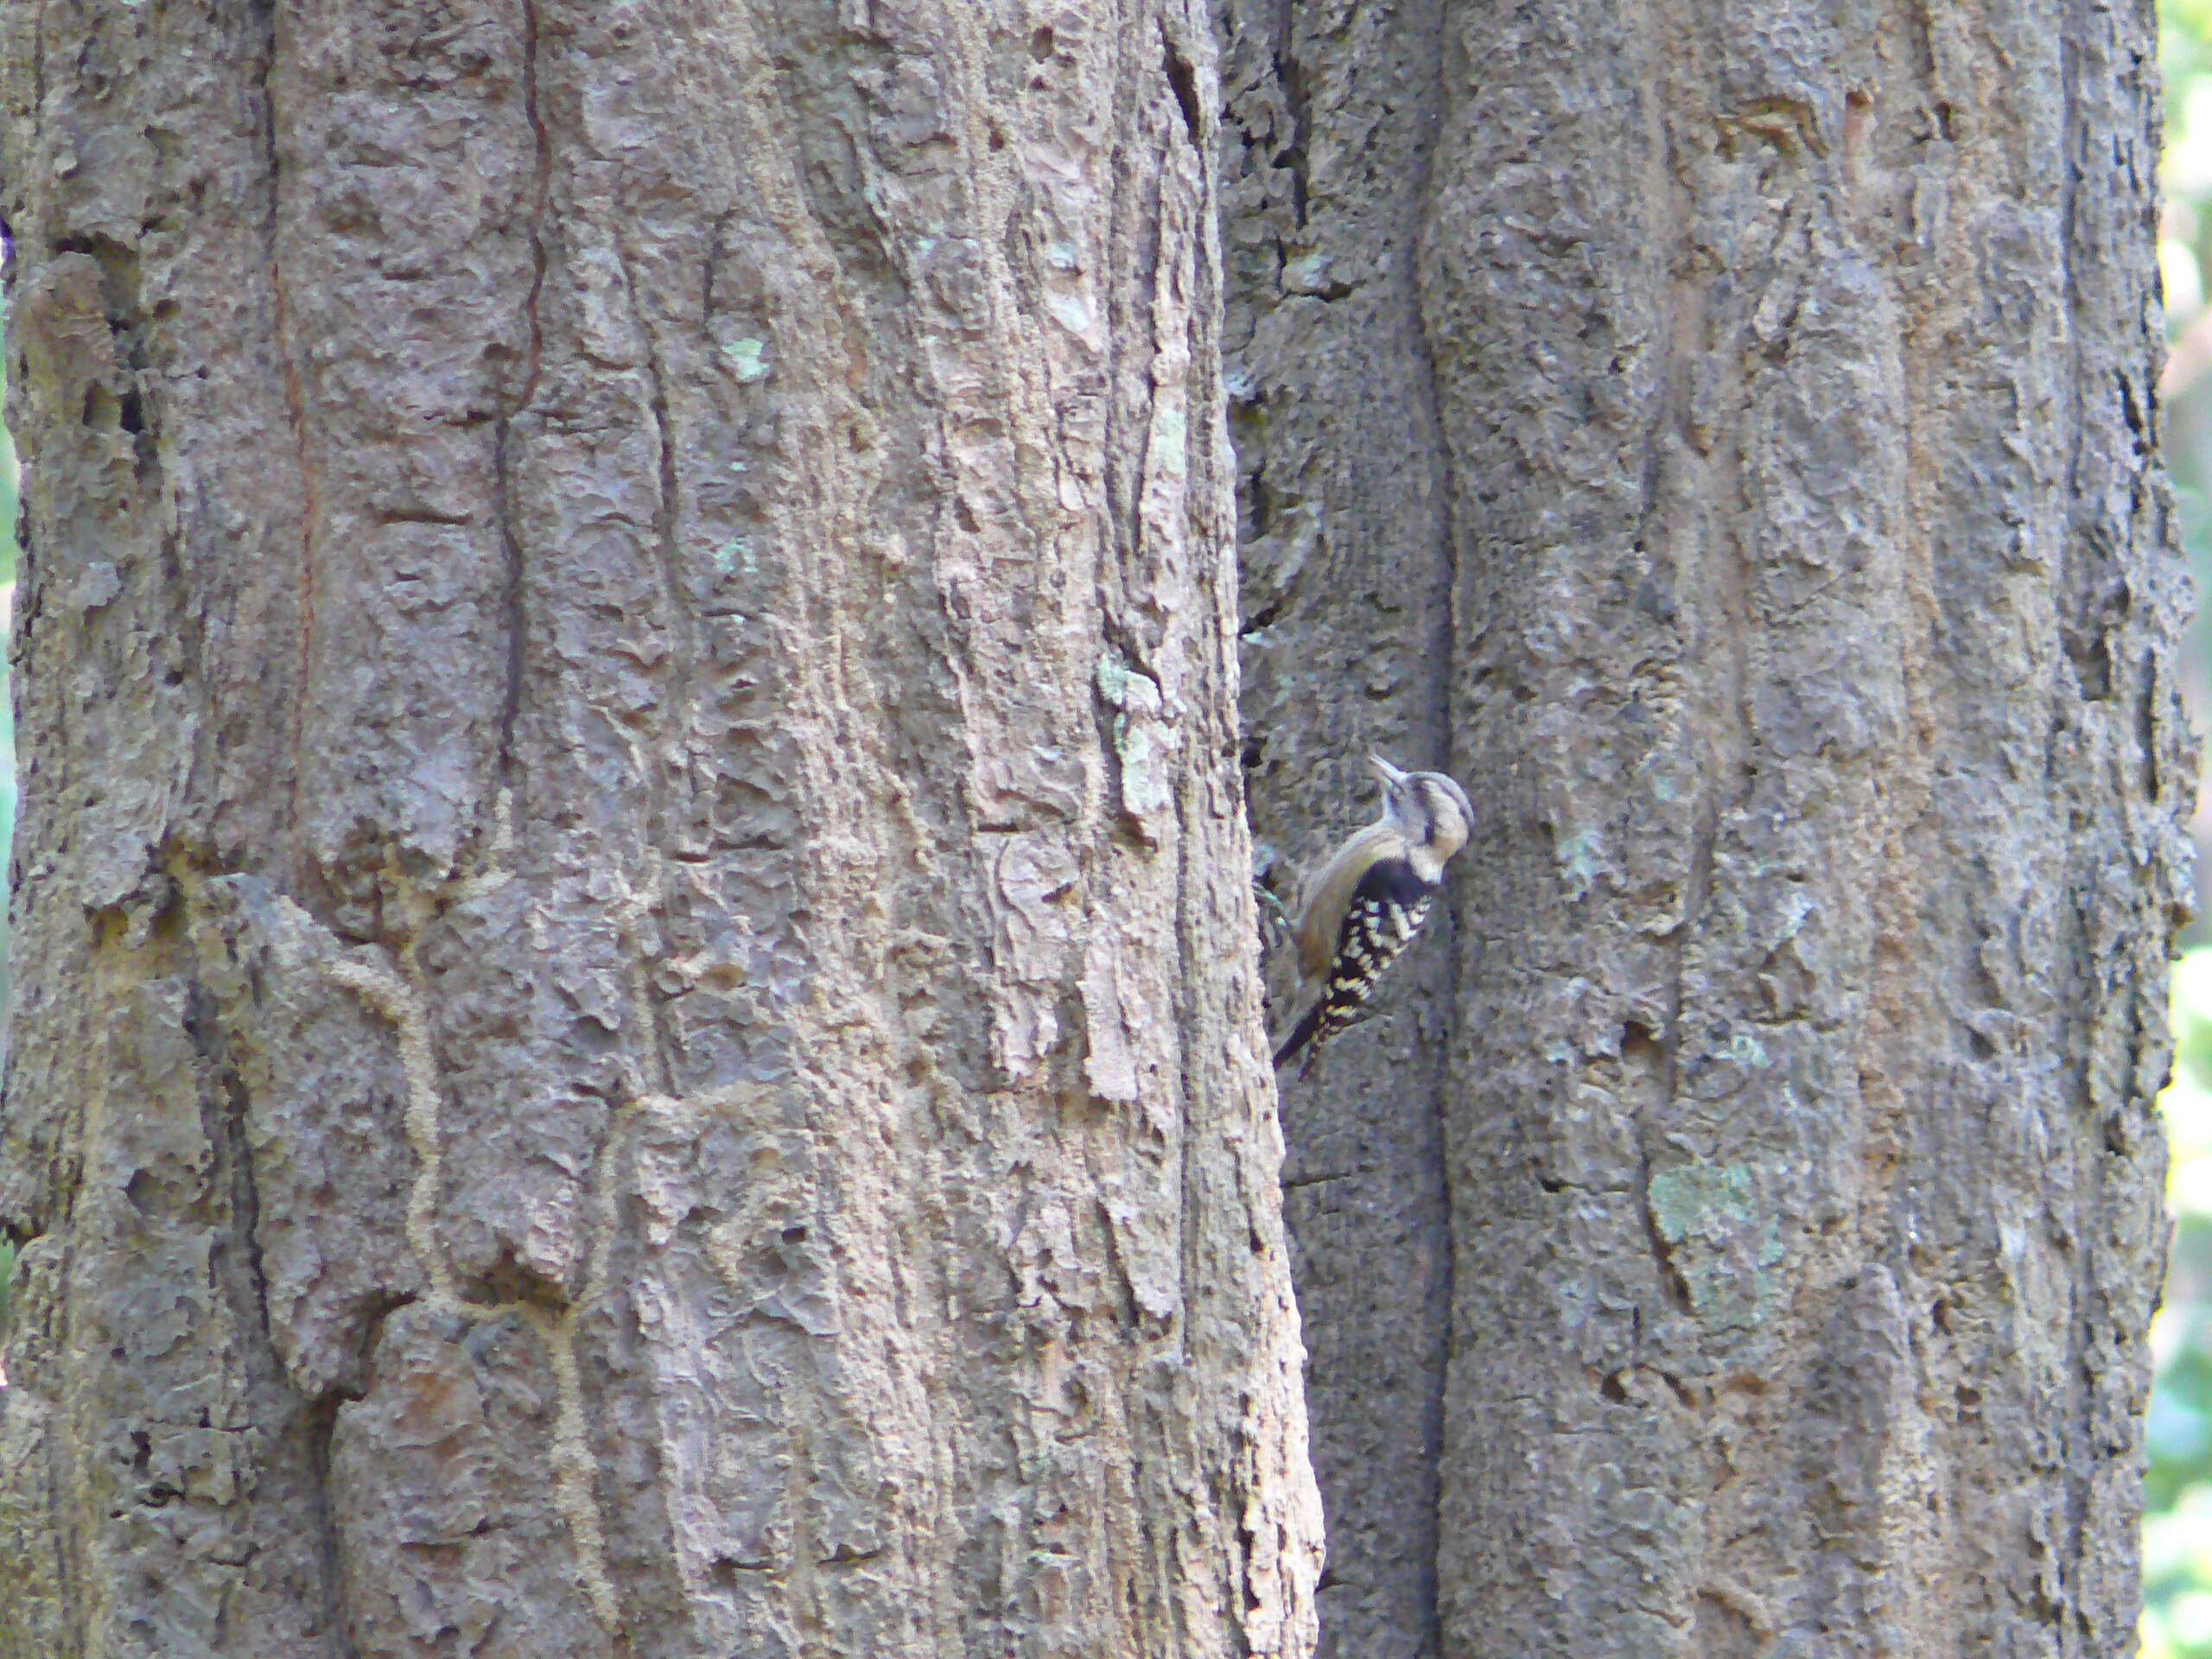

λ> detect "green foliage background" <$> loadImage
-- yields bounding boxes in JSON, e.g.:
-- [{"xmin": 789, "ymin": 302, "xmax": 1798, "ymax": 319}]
[
  {"xmin": 2124, "ymin": 8, "xmax": 2212, "ymax": 1651},
  {"xmin": 2152, "ymin": 957, "xmax": 2212, "ymax": 1655}
]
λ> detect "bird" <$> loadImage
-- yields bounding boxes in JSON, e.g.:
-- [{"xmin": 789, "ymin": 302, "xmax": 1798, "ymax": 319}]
[{"xmin": 1271, "ymin": 753, "xmax": 1473, "ymax": 1077}]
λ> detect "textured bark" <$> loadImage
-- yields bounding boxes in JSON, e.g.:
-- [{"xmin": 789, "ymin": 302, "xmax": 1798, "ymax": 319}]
[
  {"xmin": 1224, "ymin": 2, "xmax": 2191, "ymax": 1656},
  {"xmin": 0, "ymin": 3, "xmax": 1323, "ymax": 1655}
]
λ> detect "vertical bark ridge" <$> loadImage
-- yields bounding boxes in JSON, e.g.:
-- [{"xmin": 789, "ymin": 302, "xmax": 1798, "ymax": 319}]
[{"xmin": 0, "ymin": 0, "xmax": 1320, "ymax": 1654}]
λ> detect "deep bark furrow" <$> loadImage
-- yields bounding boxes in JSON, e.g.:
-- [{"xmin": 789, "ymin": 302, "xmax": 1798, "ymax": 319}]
[
  {"xmin": 258, "ymin": 5, "xmax": 322, "ymax": 906},
  {"xmin": 1407, "ymin": 5, "xmax": 1461, "ymax": 1649},
  {"xmin": 1217, "ymin": 2, "xmax": 1459, "ymax": 1650}
]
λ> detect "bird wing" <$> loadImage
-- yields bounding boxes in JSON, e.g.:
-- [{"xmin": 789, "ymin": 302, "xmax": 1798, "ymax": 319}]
[
  {"xmin": 1291, "ymin": 823, "xmax": 1405, "ymax": 984},
  {"xmin": 1275, "ymin": 856, "xmax": 1434, "ymax": 1073}
]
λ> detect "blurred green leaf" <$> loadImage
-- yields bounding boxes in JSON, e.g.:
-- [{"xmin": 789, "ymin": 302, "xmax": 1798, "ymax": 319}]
[
  {"xmin": 2156, "ymin": 0, "xmax": 2212, "ymax": 1644},
  {"xmin": 2152, "ymin": 943, "xmax": 2212, "ymax": 1653}
]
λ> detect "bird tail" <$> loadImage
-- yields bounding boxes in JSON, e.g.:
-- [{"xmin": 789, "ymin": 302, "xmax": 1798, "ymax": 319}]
[{"xmin": 1273, "ymin": 1000, "xmax": 1325, "ymax": 1077}]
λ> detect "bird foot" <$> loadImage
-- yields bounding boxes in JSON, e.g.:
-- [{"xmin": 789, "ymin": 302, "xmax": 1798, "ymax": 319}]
[{"xmin": 1252, "ymin": 879, "xmax": 1294, "ymax": 938}]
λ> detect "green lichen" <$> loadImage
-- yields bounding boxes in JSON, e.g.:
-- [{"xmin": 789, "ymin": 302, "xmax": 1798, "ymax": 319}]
[
  {"xmin": 1094, "ymin": 652, "xmax": 1150, "ymax": 713},
  {"xmin": 1096, "ymin": 653, "xmax": 1173, "ymax": 826},
  {"xmin": 1648, "ymin": 1162, "xmax": 1754, "ymax": 1244},
  {"xmin": 1147, "ymin": 408, "xmax": 1187, "ymax": 479},
  {"xmin": 723, "ymin": 337, "xmax": 770, "ymax": 384},
  {"xmin": 1721, "ymin": 1029, "xmax": 1769, "ymax": 1068},
  {"xmin": 1648, "ymin": 1161, "xmax": 1783, "ymax": 1332},
  {"xmin": 1554, "ymin": 827, "xmax": 1605, "ymax": 901}
]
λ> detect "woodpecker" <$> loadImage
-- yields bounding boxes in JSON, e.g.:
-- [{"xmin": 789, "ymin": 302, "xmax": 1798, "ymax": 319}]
[{"xmin": 1272, "ymin": 753, "xmax": 1473, "ymax": 1077}]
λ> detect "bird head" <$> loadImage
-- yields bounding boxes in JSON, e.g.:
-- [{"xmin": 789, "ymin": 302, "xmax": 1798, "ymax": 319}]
[{"xmin": 1370, "ymin": 753, "xmax": 1474, "ymax": 862}]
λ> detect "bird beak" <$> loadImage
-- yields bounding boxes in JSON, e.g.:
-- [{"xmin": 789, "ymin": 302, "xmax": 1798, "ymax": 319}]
[{"xmin": 1367, "ymin": 752, "xmax": 1408, "ymax": 786}]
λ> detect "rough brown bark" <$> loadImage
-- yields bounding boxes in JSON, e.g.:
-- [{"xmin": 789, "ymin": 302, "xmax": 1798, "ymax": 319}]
[
  {"xmin": 1224, "ymin": 1, "xmax": 2191, "ymax": 1656},
  {"xmin": 0, "ymin": 3, "xmax": 1322, "ymax": 1654}
]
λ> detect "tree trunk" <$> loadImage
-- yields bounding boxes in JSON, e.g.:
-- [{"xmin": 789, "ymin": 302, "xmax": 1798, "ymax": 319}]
[
  {"xmin": 0, "ymin": 3, "xmax": 1322, "ymax": 1654},
  {"xmin": 1224, "ymin": 2, "xmax": 2192, "ymax": 1656}
]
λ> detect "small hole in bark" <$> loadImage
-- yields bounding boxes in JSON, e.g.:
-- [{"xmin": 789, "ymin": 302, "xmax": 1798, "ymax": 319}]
[
  {"xmin": 781, "ymin": 1225, "xmax": 808, "ymax": 1245},
  {"xmin": 1621, "ymin": 1019, "xmax": 1664, "ymax": 1063},
  {"xmin": 1029, "ymin": 25, "xmax": 1054, "ymax": 60},
  {"xmin": 2066, "ymin": 627, "xmax": 2113, "ymax": 699},
  {"xmin": 1599, "ymin": 1370, "xmax": 1630, "ymax": 1404}
]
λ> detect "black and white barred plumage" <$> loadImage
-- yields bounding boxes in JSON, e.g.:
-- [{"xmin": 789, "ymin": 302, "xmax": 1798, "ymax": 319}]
[{"xmin": 1272, "ymin": 754, "xmax": 1472, "ymax": 1077}]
